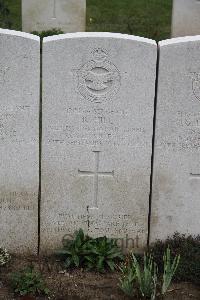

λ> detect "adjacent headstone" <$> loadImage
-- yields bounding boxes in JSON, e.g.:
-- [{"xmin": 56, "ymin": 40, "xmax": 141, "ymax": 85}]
[
  {"xmin": 22, "ymin": 0, "xmax": 86, "ymax": 33},
  {"xmin": 41, "ymin": 32, "xmax": 157, "ymax": 253},
  {"xmin": 0, "ymin": 29, "xmax": 40, "ymax": 254},
  {"xmin": 172, "ymin": 0, "xmax": 200, "ymax": 37},
  {"xmin": 150, "ymin": 36, "xmax": 200, "ymax": 243}
]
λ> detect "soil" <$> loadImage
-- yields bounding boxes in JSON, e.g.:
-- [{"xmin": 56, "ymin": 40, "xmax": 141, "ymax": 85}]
[{"xmin": 0, "ymin": 256, "xmax": 199, "ymax": 300}]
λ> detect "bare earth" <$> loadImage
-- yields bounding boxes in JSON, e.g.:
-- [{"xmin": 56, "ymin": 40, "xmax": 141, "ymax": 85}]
[{"xmin": 0, "ymin": 256, "xmax": 199, "ymax": 300}]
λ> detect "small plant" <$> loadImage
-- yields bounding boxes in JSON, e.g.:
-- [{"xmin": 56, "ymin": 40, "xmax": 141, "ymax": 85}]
[
  {"xmin": 132, "ymin": 253, "xmax": 158, "ymax": 300},
  {"xmin": 119, "ymin": 247, "xmax": 181, "ymax": 299},
  {"xmin": 84, "ymin": 236, "xmax": 124, "ymax": 272},
  {"xmin": 151, "ymin": 233, "xmax": 200, "ymax": 285},
  {"xmin": 56, "ymin": 229, "xmax": 123, "ymax": 272},
  {"xmin": 56, "ymin": 228, "xmax": 92, "ymax": 268},
  {"xmin": 119, "ymin": 257, "xmax": 136, "ymax": 297},
  {"xmin": 119, "ymin": 252, "xmax": 158, "ymax": 299},
  {"xmin": 31, "ymin": 28, "xmax": 64, "ymax": 39},
  {"xmin": 0, "ymin": 247, "xmax": 10, "ymax": 266},
  {"xmin": 119, "ymin": 275, "xmax": 135, "ymax": 297},
  {"xmin": 11, "ymin": 266, "xmax": 49, "ymax": 296},
  {"xmin": 162, "ymin": 247, "xmax": 180, "ymax": 295}
]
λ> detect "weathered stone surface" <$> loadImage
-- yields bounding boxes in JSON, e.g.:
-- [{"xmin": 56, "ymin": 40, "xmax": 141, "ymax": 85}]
[
  {"xmin": 150, "ymin": 36, "xmax": 200, "ymax": 243},
  {"xmin": 41, "ymin": 32, "xmax": 157, "ymax": 253},
  {"xmin": 22, "ymin": 0, "xmax": 86, "ymax": 33},
  {"xmin": 172, "ymin": 0, "xmax": 200, "ymax": 37},
  {"xmin": 0, "ymin": 29, "xmax": 40, "ymax": 254}
]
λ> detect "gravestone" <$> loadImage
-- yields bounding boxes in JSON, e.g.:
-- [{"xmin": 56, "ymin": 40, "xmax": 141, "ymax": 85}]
[
  {"xmin": 22, "ymin": 0, "xmax": 86, "ymax": 33},
  {"xmin": 0, "ymin": 29, "xmax": 40, "ymax": 254},
  {"xmin": 41, "ymin": 32, "xmax": 157, "ymax": 253},
  {"xmin": 150, "ymin": 36, "xmax": 200, "ymax": 243},
  {"xmin": 172, "ymin": 0, "xmax": 200, "ymax": 37}
]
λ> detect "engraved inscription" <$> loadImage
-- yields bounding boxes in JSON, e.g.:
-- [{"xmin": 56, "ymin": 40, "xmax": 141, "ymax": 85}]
[
  {"xmin": 47, "ymin": 107, "xmax": 147, "ymax": 148},
  {"xmin": 0, "ymin": 191, "xmax": 36, "ymax": 211},
  {"xmin": 177, "ymin": 111, "xmax": 200, "ymax": 127},
  {"xmin": 158, "ymin": 110, "xmax": 200, "ymax": 151},
  {"xmin": 192, "ymin": 72, "xmax": 200, "ymax": 101},
  {"xmin": 78, "ymin": 49, "xmax": 121, "ymax": 103},
  {"xmin": 88, "ymin": 214, "xmax": 145, "ymax": 236},
  {"xmin": 53, "ymin": 213, "xmax": 144, "ymax": 237},
  {"xmin": 0, "ymin": 105, "xmax": 34, "ymax": 143},
  {"xmin": 78, "ymin": 151, "xmax": 114, "ymax": 208}
]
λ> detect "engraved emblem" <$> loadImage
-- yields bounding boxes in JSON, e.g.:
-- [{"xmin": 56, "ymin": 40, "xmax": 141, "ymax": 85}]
[
  {"xmin": 78, "ymin": 49, "xmax": 121, "ymax": 103},
  {"xmin": 192, "ymin": 73, "xmax": 200, "ymax": 101},
  {"xmin": 0, "ymin": 65, "xmax": 9, "ymax": 84}
]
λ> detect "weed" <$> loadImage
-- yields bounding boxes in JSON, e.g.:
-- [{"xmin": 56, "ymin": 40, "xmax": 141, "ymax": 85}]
[
  {"xmin": 0, "ymin": 247, "xmax": 10, "ymax": 266},
  {"xmin": 10, "ymin": 266, "xmax": 49, "ymax": 296},
  {"xmin": 56, "ymin": 229, "xmax": 123, "ymax": 272},
  {"xmin": 119, "ymin": 247, "xmax": 180, "ymax": 299},
  {"xmin": 56, "ymin": 229, "xmax": 92, "ymax": 268},
  {"xmin": 151, "ymin": 233, "xmax": 200, "ymax": 285},
  {"xmin": 133, "ymin": 253, "xmax": 158, "ymax": 300},
  {"xmin": 31, "ymin": 28, "xmax": 64, "ymax": 39},
  {"xmin": 119, "ymin": 256, "xmax": 136, "ymax": 297},
  {"xmin": 162, "ymin": 247, "xmax": 180, "ymax": 295},
  {"xmin": 84, "ymin": 236, "xmax": 123, "ymax": 272}
]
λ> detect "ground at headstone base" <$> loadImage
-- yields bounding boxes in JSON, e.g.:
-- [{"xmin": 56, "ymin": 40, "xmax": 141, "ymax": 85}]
[{"xmin": 0, "ymin": 256, "xmax": 200, "ymax": 300}]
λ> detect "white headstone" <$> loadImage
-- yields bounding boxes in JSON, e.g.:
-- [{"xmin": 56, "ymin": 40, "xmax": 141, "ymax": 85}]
[
  {"xmin": 22, "ymin": 0, "xmax": 86, "ymax": 33},
  {"xmin": 150, "ymin": 36, "xmax": 200, "ymax": 243},
  {"xmin": 41, "ymin": 32, "xmax": 157, "ymax": 253},
  {"xmin": 0, "ymin": 29, "xmax": 40, "ymax": 254},
  {"xmin": 172, "ymin": 0, "xmax": 200, "ymax": 37}
]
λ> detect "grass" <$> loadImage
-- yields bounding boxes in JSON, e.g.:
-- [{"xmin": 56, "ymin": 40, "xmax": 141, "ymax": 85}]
[
  {"xmin": 87, "ymin": 0, "xmax": 172, "ymax": 41},
  {"xmin": 1, "ymin": 0, "xmax": 172, "ymax": 41},
  {"xmin": 4, "ymin": 0, "xmax": 21, "ymax": 31}
]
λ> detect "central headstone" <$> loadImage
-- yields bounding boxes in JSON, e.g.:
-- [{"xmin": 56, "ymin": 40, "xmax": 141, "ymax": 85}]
[
  {"xmin": 22, "ymin": 0, "xmax": 86, "ymax": 33},
  {"xmin": 41, "ymin": 32, "xmax": 157, "ymax": 253}
]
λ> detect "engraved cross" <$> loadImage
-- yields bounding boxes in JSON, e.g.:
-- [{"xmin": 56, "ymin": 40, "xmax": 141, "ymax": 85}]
[
  {"xmin": 190, "ymin": 173, "xmax": 200, "ymax": 179},
  {"xmin": 78, "ymin": 151, "xmax": 114, "ymax": 209},
  {"xmin": 52, "ymin": 0, "xmax": 56, "ymax": 19}
]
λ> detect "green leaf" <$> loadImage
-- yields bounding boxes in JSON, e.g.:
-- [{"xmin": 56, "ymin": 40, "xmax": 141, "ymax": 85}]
[
  {"xmin": 10, "ymin": 266, "xmax": 49, "ymax": 297},
  {"xmin": 55, "ymin": 249, "xmax": 72, "ymax": 255},
  {"xmin": 64, "ymin": 257, "xmax": 72, "ymax": 268},
  {"xmin": 97, "ymin": 256, "xmax": 105, "ymax": 271},
  {"xmin": 84, "ymin": 256, "xmax": 94, "ymax": 263},
  {"xmin": 73, "ymin": 255, "xmax": 80, "ymax": 267},
  {"xmin": 55, "ymin": 229, "xmax": 123, "ymax": 272},
  {"xmin": 44, "ymin": 287, "xmax": 50, "ymax": 295},
  {"xmin": 108, "ymin": 252, "xmax": 123, "ymax": 259},
  {"xmin": 107, "ymin": 260, "xmax": 116, "ymax": 271}
]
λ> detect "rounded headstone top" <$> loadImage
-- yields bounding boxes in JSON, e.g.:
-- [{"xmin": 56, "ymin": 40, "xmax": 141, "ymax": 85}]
[
  {"xmin": 43, "ymin": 32, "xmax": 156, "ymax": 46},
  {"xmin": 0, "ymin": 28, "xmax": 40, "ymax": 41},
  {"xmin": 159, "ymin": 35, "xmax": 200, "ymax": 47}
]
